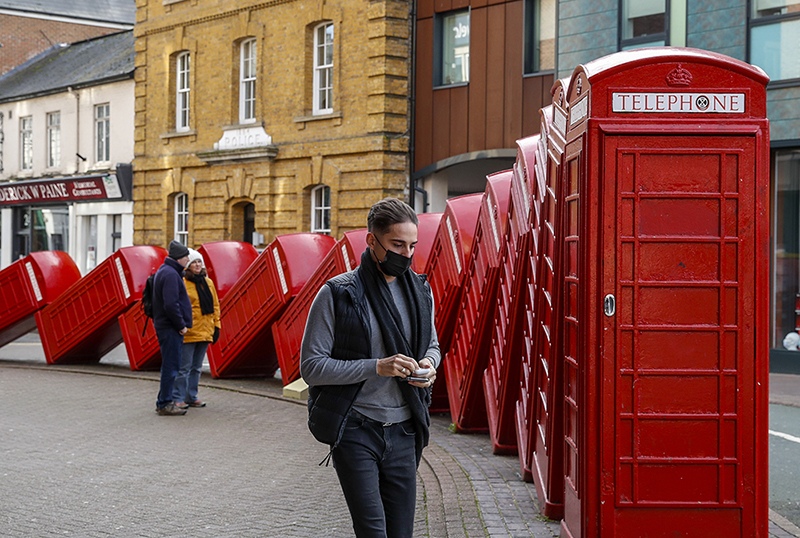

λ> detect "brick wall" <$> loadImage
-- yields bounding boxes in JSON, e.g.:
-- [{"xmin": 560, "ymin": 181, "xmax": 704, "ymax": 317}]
[
  {"xmin": 0, "ymin": 14, "xmax": 125, "ymax": 75},
  {"xmin": 133, "ymin": 0, "xmax": 411, "ymax": 248}
]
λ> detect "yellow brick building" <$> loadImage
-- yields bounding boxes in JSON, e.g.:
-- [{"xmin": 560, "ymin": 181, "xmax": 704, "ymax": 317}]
[{"xmin": 133, "ymin": 0, "xmax": 411, "ymax": 247}]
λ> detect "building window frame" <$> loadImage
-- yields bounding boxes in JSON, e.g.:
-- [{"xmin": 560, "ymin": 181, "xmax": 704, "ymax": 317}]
[
  {"xmin": 239, "ymin": 38, "xmax": 257, "ymax": 124},
  {"xmin": 748, "ymin": 1, "xmax": 800, "ymax": 87},
  {"xmin": 95, "ymin": 104, "xmax": 110, "ymax": 164},
  {"xmin": 618, "ymin": 0, "xmax": 670, "ymax": 51},
  {"xmin": 19, "ymin": 116, "xmax": 33, "ymax": 170},
  {"xmin": 524, "ymin": 0, "xmax": 556, "ymax": 75},
  {"xmin": 434, "ymin": 9, "xmax": 471, "ymax": 88},
  {"xmin": 174, "ymin": 192, "xmax": 189, "ymax": 245},
  {"xmin": 176, "ymin": 51, "xmax": 191, "ymax": 132},
  {"xmin": 313, "ymin": 22, "xmax": 334, "ymax": 115},
  {"xmin": 20, "ymin": 116, "xmax": 33, "ymax": 171},
  {"xmin": 47, "ymin": 111, "xmax": 61, "ymax": 169},
  {"xmin": 311, "ymin": 185, "xmax": 331, "ymax": 235}
]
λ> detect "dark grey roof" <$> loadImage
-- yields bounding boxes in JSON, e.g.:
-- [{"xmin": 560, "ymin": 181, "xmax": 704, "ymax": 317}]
[
  {"xmin": 0, "ymin": 30, "xmax": 134, "ymax": 103},
  {"xmin": 0, "ymin": 0, "xmax": 135, "ymax": 25}
]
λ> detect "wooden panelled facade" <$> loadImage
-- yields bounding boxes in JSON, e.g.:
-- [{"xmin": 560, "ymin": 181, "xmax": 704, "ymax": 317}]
[{"xmin": 414, "ymin": 0, "xmax": 554, "ymax": 174}]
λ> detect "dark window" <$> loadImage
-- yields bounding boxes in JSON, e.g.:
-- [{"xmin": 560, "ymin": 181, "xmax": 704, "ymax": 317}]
[
  {"xmin": 435, "ymin": 9, "xmax": 470, "ymax": 87},
  {"xmin": 619, "ymin": 0, "xmax": 668, "ymax": 50}
]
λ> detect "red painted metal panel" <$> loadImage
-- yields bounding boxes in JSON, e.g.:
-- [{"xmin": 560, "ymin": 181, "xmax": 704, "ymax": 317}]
[
  {"xmin": 444, "ymin": 171, "xmax": 512, "ymax": 432},
  {"xmin": 425, "ymin": 194, "xmax": 482, "ymax": 412},
  {"xmin": 207, "ymin": 233, "xmax": 336, "ymax": 378},
  {"xmin": 526, "ymin": 87, "xmax": 569, "ymax": 520},
  {"xmin": 412, "ymin": 212, "xmax": 443, "ymax": 275},
  {"xmin": 36, "ymin": 246, "xmax": 166, "ymax": 364},
  {"xmin": 484, "ymin": 134, "xmax": 540, "ymax": 454},
  {"xmin": 272, "ymin": 229, "xmax": 367, "ymax": 385},
  {"xmin": 198, "ymin": 241, "xmax": 258, "ymax": 299},
  {"xmin": 119, "ymin": 240, "xmax": 258, "ymax": 372},
  {"xmin": 556, "ymin": 49, "xmax": 769, "ymax": 538},
  {"xmin": 0, "ymin": 251, "xmax": 80, "ymax": 348}
]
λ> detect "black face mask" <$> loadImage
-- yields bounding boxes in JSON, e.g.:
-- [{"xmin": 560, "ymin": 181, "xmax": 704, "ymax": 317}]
[{"xmin": 373, "ymin": 236, "xmax": 413, "ymax": 277}]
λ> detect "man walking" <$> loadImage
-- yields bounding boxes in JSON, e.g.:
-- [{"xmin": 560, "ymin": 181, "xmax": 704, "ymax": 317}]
[
  {"xmin": 301, "ymin": 198, "xmax": 440, "ymax": 538},
  {"xmin": 153, "ymin": 240, "xmax": 193, "ymax": 416}
]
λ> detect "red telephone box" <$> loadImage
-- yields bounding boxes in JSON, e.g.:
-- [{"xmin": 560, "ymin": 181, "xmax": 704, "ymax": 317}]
[
  {"xmin": 411, "ymin": 212, "xmax": 443, "ymax": 275},
  {"xmin": 524, "ymin": 78, "xmax": 572, "ymax": 519},
  {"xmin": 558, "ymin": 48, "xmax": 769, "ymax": 538},
  {"xmin": 484, "ymin": 134, "xmax": 540, "ymax": 454},
  {"xmin": 119, "ymin": 241, "xmax": 258, "ymax": 372},
  {"xmin": 36, "ymin": 246, "xmax": 166, "ymax": 364},
  {"xmin": 515, "ymin": 105, "xmax": 554, "ymax": 480},
  {"xmin": 272, "ymin": 229, "xmax": 367, "ymax": 385},
  {"xmin": 445, "ymin": 171, "xmax": 511, "ymax": 432},
  {"xmin": 425, "ymin": 193, "xmax": 482, "ymax": 413},
  {"xmin": 197, "ymin": 241, "xmax": 259, "ymax": 300},
  {"xmin": 0, "ymin": 251, "xmax": 81, "ymax": 348},
  {"xmin": 208, "ymin": 233, "xmax": 336, "ymax": 378}
]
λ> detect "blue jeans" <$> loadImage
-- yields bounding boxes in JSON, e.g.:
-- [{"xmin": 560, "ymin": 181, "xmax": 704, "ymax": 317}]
[
  {"xmin": 332, "ymin": 412, "xmax": 417, "ymax": 538},
  {"xmin": 155, "ymin": 328, "xmax": 183, "ymax": 409},
  {"xmin": 172, "ymin": 341, "xmax": 208, "ymax": 404}
]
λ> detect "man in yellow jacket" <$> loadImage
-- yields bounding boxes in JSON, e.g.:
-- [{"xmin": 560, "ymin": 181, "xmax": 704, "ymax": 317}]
[{"xmin": 173, "ymin": 249, "xmax": 221, "ymax": 408}]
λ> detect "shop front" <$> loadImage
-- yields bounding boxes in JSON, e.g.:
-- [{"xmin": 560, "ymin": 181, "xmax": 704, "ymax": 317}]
[{"xmin": 0, "ymin": 164, "xmax": 133, "ymax": 275}]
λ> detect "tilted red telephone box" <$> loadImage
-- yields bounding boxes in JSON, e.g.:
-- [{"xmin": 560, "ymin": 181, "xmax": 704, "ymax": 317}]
[
  {"xmin": 208, "ymin": 233, "xmax": 336, "ymax": 378},
  {"xmin": 557, "ymin": 48, "xmax": 769, "ymax": 538},
  {"xmin": 425, "ymin": 193, "xmax": 482, "ymax": 413},
  {"xmin": 36, "ymin": 246, "xmax": 166, "ymax": 364},
  {"xmin": 484, "ymin": 134, "xmax": 540, "ymax": 454},
  {"xmin": 411, "ymin": 212, "xmax": 443, "ymax": 275},
  {"xmin": 0, "ymin": 251, "xmax": 81, "ymax": 348},
  {"xmin": 197, "ymin": 241, "xmax": 259, "ymax": 300},
  {"xmin": 119, "ymin": 241, "xmax": 258, "ymax": 371},
  {"xmin": 444, "ymin": 171, "xmax": 511, "ymax": 432},
  {"xmin": 525, "ymin": 80, "xmax": 572, "ymax": 519},
  {"xmin": 272, "ymin": 229, "xmax": 367, "ymax": 385}
]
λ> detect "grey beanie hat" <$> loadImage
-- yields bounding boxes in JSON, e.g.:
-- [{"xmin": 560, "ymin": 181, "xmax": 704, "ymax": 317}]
[{"xmin": 168, "ymin": 240, "xmax": 190, "ymax": 260}]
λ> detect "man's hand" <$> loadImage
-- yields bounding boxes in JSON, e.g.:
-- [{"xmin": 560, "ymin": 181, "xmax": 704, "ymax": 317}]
[
  {"xmin": 376, "ymin": 354, "xmax": 419, "ymax": 378},
  {"xmin": 409, "ymin": 357, "xmax": 436, "ymax": 388},
  {"xmin": 179, "ymin": 327, "xmax": 188, "ymax": 336}
]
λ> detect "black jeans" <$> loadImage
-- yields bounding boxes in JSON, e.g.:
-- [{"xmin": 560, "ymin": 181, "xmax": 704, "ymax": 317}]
[{"xmin": 332, "ymin": 412, "xmax": 417, "ymax": 538}]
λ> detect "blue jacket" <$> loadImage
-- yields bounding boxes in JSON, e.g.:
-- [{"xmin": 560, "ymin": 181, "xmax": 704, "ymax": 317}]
[{"xmin": 153, "ymin": 257, "xmax": 192, "ymax": 333}]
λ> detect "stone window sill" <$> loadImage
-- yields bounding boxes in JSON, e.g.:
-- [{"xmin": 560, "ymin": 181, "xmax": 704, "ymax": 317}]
[
  {"xmin": 293, "ymin": 111, "xmax": 342, "ymax": 129},
  {"xmin": 160, "ymin": 130, "xmax": 197, "ymax": 142}
]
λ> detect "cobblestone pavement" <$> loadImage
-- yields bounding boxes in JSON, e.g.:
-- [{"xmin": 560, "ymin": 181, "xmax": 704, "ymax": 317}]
[{"xmin": 0, "ymin": 336, "xmax": 798, "ymax": 537}]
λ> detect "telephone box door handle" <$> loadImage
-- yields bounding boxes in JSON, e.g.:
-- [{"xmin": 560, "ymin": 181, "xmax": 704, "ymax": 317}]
[{"xmin": 604, "ymin": 294, "xmax": 615, "ymax": 317}]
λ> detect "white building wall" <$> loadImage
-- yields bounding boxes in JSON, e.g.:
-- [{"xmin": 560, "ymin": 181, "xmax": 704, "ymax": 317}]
[{"xmin": 0, "ymin": 78, "xmax": 135, "ymax": 272}]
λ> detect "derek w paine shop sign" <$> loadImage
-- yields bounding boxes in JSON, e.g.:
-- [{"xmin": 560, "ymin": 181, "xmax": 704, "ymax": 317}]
[{"xmin": 0, "ymin": 174, "xmax": 124, "ymax": 206}]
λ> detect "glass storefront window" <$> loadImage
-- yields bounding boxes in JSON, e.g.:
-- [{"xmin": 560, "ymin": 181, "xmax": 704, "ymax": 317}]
[
  {"xmin": 13, "ymin": 206, "xmax": 69, "ymax": 259},
  {"xmin": 773, "ymin": 149, "xmax": 800, "ymax": 348}
]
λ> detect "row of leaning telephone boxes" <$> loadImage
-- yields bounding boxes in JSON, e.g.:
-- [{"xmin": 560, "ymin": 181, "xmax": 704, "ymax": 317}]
[{"xmin": 0, "ymin": 48, "xmax": 771, "ymax": 538}]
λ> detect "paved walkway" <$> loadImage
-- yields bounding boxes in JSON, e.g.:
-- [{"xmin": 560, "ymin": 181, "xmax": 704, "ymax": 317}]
[{"xmin": 1, "ymin": 337, "xmax": 799, "ymax": 537}]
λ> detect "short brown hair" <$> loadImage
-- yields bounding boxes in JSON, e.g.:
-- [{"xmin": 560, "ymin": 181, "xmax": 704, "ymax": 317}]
[{"xmin": 367, "ymin": 197, "xmax": 418, "ymax": 235}]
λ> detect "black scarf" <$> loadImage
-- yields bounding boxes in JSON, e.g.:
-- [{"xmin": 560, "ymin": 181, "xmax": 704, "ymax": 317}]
[
  {"xmin": 358, "ymin": 247, "xmax": 433, "ymax": 464},
  {"xmin": 186, "ymin": 272, "xmax": 214, "ymax": 315},
  {"xmin": 359, "ymin": 248, "xmax": 429, "ymax": 360}
]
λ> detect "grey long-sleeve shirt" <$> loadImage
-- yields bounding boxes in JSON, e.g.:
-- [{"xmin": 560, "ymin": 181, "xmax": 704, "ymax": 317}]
[{"xmin": 300, "ymin": 277, "xmax": 441, "ymax": 424}]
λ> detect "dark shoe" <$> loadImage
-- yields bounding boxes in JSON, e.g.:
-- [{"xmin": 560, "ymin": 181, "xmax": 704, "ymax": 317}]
[
  {"xmin": 187, "ymin": 400, "xmax": 206, "ymax": 408},
  {"xmin": 156, "ymin": 403, "xmax": 187, "ymax": 416},
  {"xmin": 174, "ymin": 402, "xmax": 189, "ymax": 409}
]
